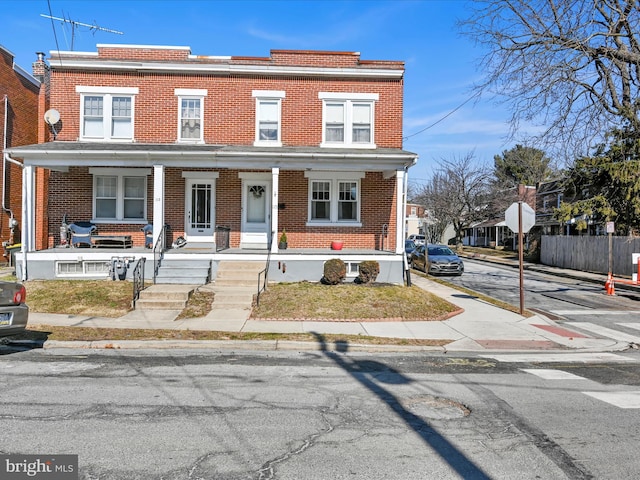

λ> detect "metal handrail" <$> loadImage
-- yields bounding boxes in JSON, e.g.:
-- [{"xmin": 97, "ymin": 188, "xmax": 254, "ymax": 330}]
[
  {"xmin": 131, "ymin": 257, "xmax": 146, "ymax": 308},
  {"xmin": 256, "ymin": 231, "xmax": 275, "ymax": 307},
  {"xmin": 153, "ymin": 224, "xmax": 167, "ymax": 284}
]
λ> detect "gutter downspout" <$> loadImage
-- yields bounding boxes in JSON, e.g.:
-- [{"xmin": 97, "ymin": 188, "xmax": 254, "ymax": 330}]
[{"xmin": 2, "ymin": 95, "xmax": 18, "ymax": 239}]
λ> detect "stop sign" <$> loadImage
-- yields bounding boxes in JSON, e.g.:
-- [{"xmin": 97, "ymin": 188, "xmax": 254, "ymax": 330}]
[{"xmin": 505, "ymin": 202, "xmax": 535, "ymax": 233}]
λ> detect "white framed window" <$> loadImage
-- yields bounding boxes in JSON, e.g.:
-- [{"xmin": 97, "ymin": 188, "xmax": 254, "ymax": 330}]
[
  {"xmin": 56, "ymin": 261, "xmax": 110, "ymax": 278},
  {"xmin": 557, "ymin": 193, "xmax": 564, "ymax": 207},
  {"xmin": 305, "ymin": 172, "xmax": 364, "ymax": 226},
  {"xmin": 89, "ymin": 168, "xmax": 151, "ymax": 221},
  {"xmin": 253, "ymin": 90, "xmax": 285, "ymax": 146},
  {"xmin": 319, "ymin": 92, "xmax": 378, "ymax": 148},
  {"xmin": 175, "ymin": 89, "xmax": 207, "ymax": 143},
  {"xmin": 77, "ymin": 86, "xmax": 138, "ymax": 141}
]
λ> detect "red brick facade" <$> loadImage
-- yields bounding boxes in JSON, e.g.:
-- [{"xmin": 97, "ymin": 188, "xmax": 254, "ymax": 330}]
[
  {"xmin": 27, "ymin": 45, "xmax": 412, "ymax": 251},
  {"xmin": 0, "ymin": 46, "xmax": 40, "ymax": 257}
]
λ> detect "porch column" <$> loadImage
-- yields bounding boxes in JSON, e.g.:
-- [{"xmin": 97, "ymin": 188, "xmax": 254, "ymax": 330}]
[
  {"xmin": 395, "ymin": 169, "xmax": 405, "ymax": 254},
  {"xmin": 153, "ymin": 165, "xmax": 165, "ymax": 246},
  {"xmin": 271, "ymin": 167, "xmax": 279, "ymax": 253},
  {"xmin": 20, "ymin": 165, "xmax": 35, "ymax": 281}
]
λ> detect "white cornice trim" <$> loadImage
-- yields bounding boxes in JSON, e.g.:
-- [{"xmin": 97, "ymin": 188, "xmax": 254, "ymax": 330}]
[{"xmin": 48, "ymin": 59, "xmax": 404, "ymax": 78}]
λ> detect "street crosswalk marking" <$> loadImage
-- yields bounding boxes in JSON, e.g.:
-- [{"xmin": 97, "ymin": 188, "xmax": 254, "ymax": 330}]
[
  {"xmin": 565, "ymin": 322, "xmax": 640, "ymax": 343},
  {"xmin": 522, "ymin": 369, "xmax": 640, "ymax": 409},
  {"xmin": 481, "ymin": 352, "xmax": 635, "ymax": 363},
  {"xmin": 521, "ymin": 369, "xmax": 587, "ymax": 380},
  {"xmin": 550, "ymin": 310, "xmax": 640, "ymax": 316},
  {"xmin": 619, "ymin": 323, "xmax": 640, "ymax": 333},
  {"xmin": 582, "ymin": 391, "xmax": 640, "ymax": 409}
]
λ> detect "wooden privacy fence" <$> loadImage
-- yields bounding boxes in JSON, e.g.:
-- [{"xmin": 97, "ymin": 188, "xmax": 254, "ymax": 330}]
[{"xmin": 541, "ymin": 235, "xmax": 640, "ymax": 277}]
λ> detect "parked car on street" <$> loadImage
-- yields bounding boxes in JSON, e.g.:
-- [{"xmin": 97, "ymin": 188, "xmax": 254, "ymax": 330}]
[
  {"xmin": 0, "ymin": 281, "xmax": 28, "ymax": 338},
  {"xmin": 409, "ymin": 244, "xmax": 464, "ymax": 276},
  {"xmin": 404, "ymin": 239, "xmax": 417, "ymax": 260},
  {"xmin": 407, "ymin": 234, "xmax": 426, "ymax": 245}
]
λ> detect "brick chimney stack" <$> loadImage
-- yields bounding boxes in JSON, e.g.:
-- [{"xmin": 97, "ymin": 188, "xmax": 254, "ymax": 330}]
[{"xmin": 32, "ymin": 52, "xmax": 49, "ymax": 85}]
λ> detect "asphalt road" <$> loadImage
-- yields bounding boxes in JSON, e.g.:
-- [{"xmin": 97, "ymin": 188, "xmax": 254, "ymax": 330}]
[{"xmin": 2, "ymin": 347, "xmax": 640, "ymax": 479}]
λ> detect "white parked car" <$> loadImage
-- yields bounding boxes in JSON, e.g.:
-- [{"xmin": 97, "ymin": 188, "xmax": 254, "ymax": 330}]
[{"xmin": 407, "ymin": 234, "xmax": 426, "ymax": 245}]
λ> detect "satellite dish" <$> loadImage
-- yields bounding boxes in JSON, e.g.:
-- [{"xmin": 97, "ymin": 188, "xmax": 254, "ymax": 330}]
[{"xmin": 44, "ymin": 109, "xmax": 60, "ymax": 125}]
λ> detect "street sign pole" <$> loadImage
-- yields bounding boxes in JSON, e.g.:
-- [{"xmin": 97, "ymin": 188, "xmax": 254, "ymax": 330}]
[
  {"xmin": 505, "ymin": 200, "xmax": 535, "ymax": 316},
  {"xmin": 518, "ymin": 202, "xmax": 524, "ymax": 315}
]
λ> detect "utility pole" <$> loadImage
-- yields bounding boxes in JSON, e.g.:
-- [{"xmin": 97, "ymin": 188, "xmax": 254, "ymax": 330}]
[{"xmin": 40, "ymin": 14, "xmax": 123, "ymax": 50}]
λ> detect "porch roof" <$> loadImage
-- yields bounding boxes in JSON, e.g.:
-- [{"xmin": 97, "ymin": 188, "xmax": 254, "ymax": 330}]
[{"xmin": 6, "ymin": 141, "xmax": 418, "ymax": 172}]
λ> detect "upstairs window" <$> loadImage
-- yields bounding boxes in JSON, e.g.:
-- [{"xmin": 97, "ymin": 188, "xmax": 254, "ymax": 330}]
[
  {"xmin": 253, "ymin": 90, "xmax": 285, "ymax": 146},
  {"xmin": 319, "ymin": 92, "xmax": 378, "ymax": 148},
  {"xmin": 77, "ymin": 86, "xmax": 138, "ymax": 141},
  {"xmin": 175, "ymin": 89, "xmax": 207, "ymax": 143}
]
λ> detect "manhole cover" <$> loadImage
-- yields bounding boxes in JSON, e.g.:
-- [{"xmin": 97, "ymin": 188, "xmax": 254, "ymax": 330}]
[{"xmin": 400, "ymin": 395, "xmax": 470, "ymax": 420}]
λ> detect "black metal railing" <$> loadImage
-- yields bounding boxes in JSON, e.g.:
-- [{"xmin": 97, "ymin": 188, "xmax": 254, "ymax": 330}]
[
  {"xmin": 153, "ymin": 224, "xmax": 167, "ymax": 284},
  {"xmin": 131, "ymin": 257, "xmax": 146, "ymax": 308},
  {"xmin": 215, "ymin": 225, "xmax": 231, "ymax": 252},
  {"xmin": 256, "ymin": 230, "xmax": 275, "ymax": 307}
]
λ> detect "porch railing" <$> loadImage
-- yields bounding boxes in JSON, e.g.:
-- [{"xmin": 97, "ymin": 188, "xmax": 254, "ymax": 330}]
[
  {"xmin": 153, "ymin": 224, "xmax": 167, "ymax": 284},
  {"xmin": 215, "ymin": 225, "xmax": 231, "ymax": 252},
  {"xmin": 256, "ymin": 230, "xmax": 275, "ymax": 307},
  {"xmin": 131, "ymin": 257, "xmax": 146, "ymax": 308}
]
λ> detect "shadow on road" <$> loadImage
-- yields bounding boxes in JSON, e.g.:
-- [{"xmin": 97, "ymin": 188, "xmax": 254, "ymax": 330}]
[{"xmin": 312, "ymin": 332, "xmax": 491, "ymax": 480}]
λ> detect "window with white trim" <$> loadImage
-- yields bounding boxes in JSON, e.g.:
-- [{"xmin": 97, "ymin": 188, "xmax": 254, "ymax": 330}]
[
  {"xmin": 306, "ymin": 172, "xmax": 364, "ymax": 225},
  {"xmin": 90, "ymin": 168, "xmax": 150, "ymax": 221},
  {"xmin": 253, "ymin": 90, "xmax": 285, "ymax": 146},
  {"xmin": 319, "ymin": 92, "xmax": 378, "ymax": 148},
  {"xmin": 175, "ymin": 89, "xmax": 207, "ymax": 143},
  {"xmin": 77, "ymin": 86, "xmax": 138, "ymax": 141}
]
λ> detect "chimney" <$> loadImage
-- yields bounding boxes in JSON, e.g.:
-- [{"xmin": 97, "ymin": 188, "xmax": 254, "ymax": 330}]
[{"xmin": 32, "ymin": 51, "xmax": 50, "ymax": 84}]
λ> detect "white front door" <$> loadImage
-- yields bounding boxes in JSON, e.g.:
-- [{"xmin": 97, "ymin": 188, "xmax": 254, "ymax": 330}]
[
  {"xmin": 185, "ymin": 179, "xmax": 215, "ymax": 241},
  {"xmin": 241, "ymin": 179, "xmax": 271, "ymax": 249}
]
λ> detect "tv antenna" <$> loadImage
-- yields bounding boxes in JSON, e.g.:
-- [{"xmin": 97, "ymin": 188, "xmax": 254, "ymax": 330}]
[{"xmin": 40, "ymin": 14, "xmax": 123, "ymax": 50}]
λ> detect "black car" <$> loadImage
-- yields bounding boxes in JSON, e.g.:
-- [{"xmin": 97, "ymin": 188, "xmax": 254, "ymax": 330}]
[
  {"xmin": 409, "ymin": 244, "xmax": 464, "ymax": 276},
  {"xmin": 0, "ymin": 281, "xmax": 29, "ymax": 338}
]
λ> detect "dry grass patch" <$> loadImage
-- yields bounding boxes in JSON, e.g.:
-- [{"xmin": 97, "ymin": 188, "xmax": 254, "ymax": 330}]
[
  {"xmin": 252, "ymin": 282, "xmax": 459, "ymax": 320},
  {"xmin": 25, "ymin": 280, "xmax": 133, "ymax": 317},
  {"xmin": 19, "ymin": 324, "xmax": 449, "ymax": 347}
]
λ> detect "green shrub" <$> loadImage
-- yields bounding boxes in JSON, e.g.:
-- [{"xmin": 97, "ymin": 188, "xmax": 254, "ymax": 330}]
[
  {"xmin": 357, "ymin": 260, "xmax": 380, "ymax": 284},
  {"xmin": 322, "ymin": 258, "xmax": 346, "ymax": 285}
]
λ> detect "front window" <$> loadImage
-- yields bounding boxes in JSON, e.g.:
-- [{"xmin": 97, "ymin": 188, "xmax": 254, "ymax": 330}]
[
  {"xmin": 319, "ymin": 92, "xmax": 377, "ymax": 148},
  {"xmin": 253, "ymin": 90, "xmax": 285, "ymax": 146},
  {"xmin": 306, "ymin": 172, "xmax": 363, "ymax": 225},
  {"xmin": 90, "ymin": 168, "xmax": 150, "ymax": 221},
  {"xmin": 77, "ymin": 87, "xmax": 138, "ymax": 141}
]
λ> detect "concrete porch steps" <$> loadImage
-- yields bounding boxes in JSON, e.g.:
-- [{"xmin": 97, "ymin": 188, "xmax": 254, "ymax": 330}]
[
  {"xmin": 155, "ymin": 258, "xmax": 211, "ymax": 285},
  {"xmin": 215, "ymin": 260, "xmax": 265, "ymax": 287},
  {"xmin": 135, "ymin": 284, "xmax": 197, "ymax": 310}
]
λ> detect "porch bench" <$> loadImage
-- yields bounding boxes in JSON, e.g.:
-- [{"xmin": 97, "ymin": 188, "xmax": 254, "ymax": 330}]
[{"xmin": 91, "ymin": 235, "xmax": 133, "ymax": 249}]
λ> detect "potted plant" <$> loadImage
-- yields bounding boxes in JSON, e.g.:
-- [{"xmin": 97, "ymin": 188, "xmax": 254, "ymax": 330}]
[
  {"xmin": 278, "ymin": 229, "xmax": 288, "ymax": 250},
  {"xmin": 331, "ymin": 240, "xmax": 343, "ymax": 250}
]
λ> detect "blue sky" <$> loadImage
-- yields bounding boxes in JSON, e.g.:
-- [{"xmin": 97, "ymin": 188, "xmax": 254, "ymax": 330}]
[{"xmin": 2, "ymin": 0, "xmax": 518, "ymax": 188}]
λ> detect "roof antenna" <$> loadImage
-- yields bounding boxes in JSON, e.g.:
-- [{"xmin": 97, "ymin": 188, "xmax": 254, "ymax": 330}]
[{"xmin": 40, "ymin": 13, "xmax": 123, "ymax": 50}]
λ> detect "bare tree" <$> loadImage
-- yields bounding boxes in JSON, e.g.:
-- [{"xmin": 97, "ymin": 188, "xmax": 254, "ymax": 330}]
[
  {"xmin": 460, "ymin": 0, "xmax": 640, "ymax": 157},
  {"xmin": 415, "ymin": 153, "xmax": 491, "ymax": 246}
]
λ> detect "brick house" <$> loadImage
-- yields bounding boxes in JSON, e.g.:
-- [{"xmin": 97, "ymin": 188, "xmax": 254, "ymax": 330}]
[
  {"xmin": 5, "ymin": 44, "xmax": 417, "ymax": 283},
  {"xmin": 0, "ymin": 45, "xmax": 40, "ymax": 263}
]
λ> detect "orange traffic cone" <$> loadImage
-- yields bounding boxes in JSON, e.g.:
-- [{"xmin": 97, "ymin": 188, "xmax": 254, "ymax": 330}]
[{"xmin": 604, "ymin": 273, "xmax": 616, "ymax": 295}]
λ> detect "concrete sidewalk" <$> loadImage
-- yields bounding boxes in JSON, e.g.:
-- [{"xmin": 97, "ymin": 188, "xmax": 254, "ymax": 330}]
[{"xmin": 27, "ymin": 271, "xmax": 628, "ymax": 353}]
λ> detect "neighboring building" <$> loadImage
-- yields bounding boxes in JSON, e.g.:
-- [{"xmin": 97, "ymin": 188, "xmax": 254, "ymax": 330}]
[
  {"xmin": 0, "ymin": 45, "xmax": 40, "ymax": 263},
  {"xmin": 405, "ymin": 203, "xmax": 427, "ymax": 238},
  {"xmin": 463, "ymin": 184, "xmax": 536, "ymax": 247},
  {"xmin": 5, "ymin": 45, "xmax": 417, "ymax": 283},
  {"xmin": 536, "ymin": 179, "xmax": 565, "ymax": 235}
]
